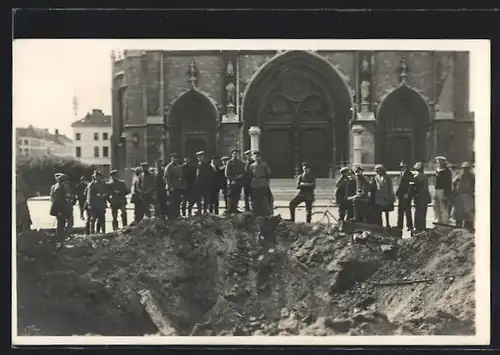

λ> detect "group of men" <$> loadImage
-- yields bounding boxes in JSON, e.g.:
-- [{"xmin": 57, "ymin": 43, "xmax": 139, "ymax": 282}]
[{"xmin": 333, "ymin": 156, "xmax": 475, "ymax": 233}]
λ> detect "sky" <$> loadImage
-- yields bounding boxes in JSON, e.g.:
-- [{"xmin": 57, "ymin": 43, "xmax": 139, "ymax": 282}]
[{"xmin": 12, "ymin": 39, "xmax": 489, "ymax": 137}]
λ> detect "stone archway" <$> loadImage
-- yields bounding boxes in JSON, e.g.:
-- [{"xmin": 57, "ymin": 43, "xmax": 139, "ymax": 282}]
[
  {"xmin": 376, "ymin": 84, "xmax": 431, "ymax": 171},
  {"xmin": 167, "ymin": 90, "xmax": 218, "ymax": 159},
  {"xmin": 242, "ymin": 51, "xmax": 352, "ymax": 178}
]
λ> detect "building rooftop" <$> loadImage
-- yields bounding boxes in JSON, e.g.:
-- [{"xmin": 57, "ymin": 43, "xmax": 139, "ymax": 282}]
[
  {"xmin": 71, "ymin": 109, "xmax": 112, "ymax": 127},
  {"xmin": 16, "ymin": 126, "xmax": 73, "ymax": 146}
]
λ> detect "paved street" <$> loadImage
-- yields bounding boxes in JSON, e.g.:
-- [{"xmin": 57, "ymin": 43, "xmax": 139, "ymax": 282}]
[{"xmin": 26, "ymin": 199, "xmax": 436, "ymax": 238}]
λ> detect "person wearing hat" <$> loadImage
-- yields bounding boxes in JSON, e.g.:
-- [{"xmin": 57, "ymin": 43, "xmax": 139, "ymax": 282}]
[
  {"xmin": 248, "ymin": 150, "xmax": 272, "ymax": 216},
  {"xmin": 433, "ymin": 156, "xmax": 453, "ymax": 224},
  {"xmin": 86, "ymin": 170, "xmax": 108, "ymax": 234},
  {"xmin": 130, "ymin": 166, "xmax": 145, "ymax": 223},
  {"xmin": 107, "ymin": 170, "xmax": 129, "ymax": 230},
  {"xmin": 242, "ymin": 149, "xmax": 255, "ymax": 212},
  {"xmin": 412, "ymin": 161, "xmax": 431, "ymax": 232},
  {"xmin": 138, "ymin": 162, "xmax": 158, "ymax": 218},
  {"xmin": 335, "ymin": 167, "xmax": 350, "ymax": 221},
  {"xmin": 225, "ymin": 148, "xmax": 246, "ymax": 213},
  {"xmin": 451, "ymin": 161, "xmax": 475, "ymax": 229},
  {"xmin": 49, "ymin": 173, "xmax": 75, "ymax": 238},
  {"xmin": 164, "ymin": 153, "xmax": 185, "ymax": 219},
  {"xmin": 344, "ymin": 169, "xmax": 357, "ymax": 220},
  {"xmin": 371, "ymin": 164, "xmax": 395, "ymax": 227},
  {"xmin": 208, "ymin": 156, "xmax": 225, "ymax": 215},
  {"xmin": 16, "ymin": 172, "xmax": 32, "ymax": 233},
  {"xmin": 220, "ymin": 156, "xmax": 230, "ymax": 211},
  {"xmin": 395, "ymin": 161, "xmax": 415, "ymax": 232},
  {"xmin": 154, "ymin": 159, "xmax": 167, "ymax": 218},
  {"xmin": 180, "ymin": 155, "xmax": 197, "ymax": 217},
  {"xmin": 195, "ymin": 150, "xmax": 213, "ymax": 214},
  {"xmin": 346, "ymin": 165, "xmax": 372, "ymax": 223},
  {"xmin": 75, "ymin": 176, "xmax": 90, "ymax": 221},
  {"xmin": 287, "ymin": 162, "xmax": 316, "ymax": 223}
]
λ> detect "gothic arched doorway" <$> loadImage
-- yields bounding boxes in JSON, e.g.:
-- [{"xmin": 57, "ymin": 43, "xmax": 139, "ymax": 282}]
[
  {"xmin": 167, "ymin": 90, "xmax": 218, "ymax": 159},
  {"xmin": 242, "ymin": 51, "xmax": 352, "ymax": 178},
  {"xmin": 376, "ymin": 85, "xmax": 431, "ymax": 171}
]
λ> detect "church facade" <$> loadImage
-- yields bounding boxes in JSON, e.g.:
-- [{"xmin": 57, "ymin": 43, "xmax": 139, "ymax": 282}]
[{"xmin": 110, "ymin": 49, "xmax": 474, "ymax": 179}]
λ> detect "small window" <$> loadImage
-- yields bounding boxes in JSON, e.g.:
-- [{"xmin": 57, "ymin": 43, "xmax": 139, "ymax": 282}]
[
  {"xmin": 103, "ymin": 146, "xmax": 109, "ymax": 158},
  {"xmin": 94, "ymin": 146, "xmax": 99, "ymax": 157},
  {"xmin": 75, "ymin": 133, "xmax": 81, "ymax": 141},
  {"xmin": 24, "ymin": 139, "xmax": 29, "ymax": 145},
  {"xmin": 94, "ymin": 133, "xmax": 99, "ymax": 140},
  {"xmin": 103, "ymin": 132, "xmax": 108, "ymax": 140},
  {"xmin": 76, "ymin": 147, "xmax": 81, "ymax": 158}
]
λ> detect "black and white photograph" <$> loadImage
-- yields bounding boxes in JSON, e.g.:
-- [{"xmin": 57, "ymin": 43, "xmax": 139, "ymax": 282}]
[{"xmin": 12, "ymin": 39, "xmax": 490, "ymax": 346}]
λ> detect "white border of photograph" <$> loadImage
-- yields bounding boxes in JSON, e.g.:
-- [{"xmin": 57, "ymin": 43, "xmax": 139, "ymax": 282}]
[{"xmin": 12, "ymin": 39, "xmax": 490, "ymax": 346}]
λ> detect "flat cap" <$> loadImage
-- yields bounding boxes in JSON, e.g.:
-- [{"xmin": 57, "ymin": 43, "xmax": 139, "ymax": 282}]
[
  {"xmin": 93, "ymin": 170, "xmax": 103, "ymax": 177},
  {"xmin": 110, "ymin": 170, "xmax": 118, "ymax": 175},
  {"xmin": 374, "ymin": 164, "xmax": 385, "ymax": 171},
  {"xmin": 196, "ymin": 150, "xmax": 205, "ymax": 156},
  {"xmin": 413, "ymin": 162, "xmax": 424, "ymax": 170},
  {"xmin": 461, "ymin": 161, "xmax": 471, "ymax": 168},
  {"xmin": 340, "ymin": 167, "xmax": 349, "ymax": 174},
  {"xmin": 244, "ymin": 150, "xmax": 252, "ymax": 155},
  {"xmin": 134, "ymin": 167, "xmax": 143, "ymax": 173},
  {"xmin": 354, "ymin": 165, "xmax": 364, "ymax": 172},
  {"xmin": 435, "ymin": 156, "xmax": 447, "ymax": 161},
  {"xmin": 140, "ymin": 162, "xmax": 149, "ymax": 167},
  {"xmin": 231, "ymin": 149, "xmax": 239, "ymax": 154}
]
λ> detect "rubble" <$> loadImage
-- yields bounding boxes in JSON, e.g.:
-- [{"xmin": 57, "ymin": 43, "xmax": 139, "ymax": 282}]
[{"xmin": 16, "ymin": 214, "xmax": 475, "ymax": 336}]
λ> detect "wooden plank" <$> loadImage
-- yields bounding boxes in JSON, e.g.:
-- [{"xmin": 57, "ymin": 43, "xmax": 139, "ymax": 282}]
[{"xmin": 339, "ymin": 220, "xmax": 403, "ymax": 239}]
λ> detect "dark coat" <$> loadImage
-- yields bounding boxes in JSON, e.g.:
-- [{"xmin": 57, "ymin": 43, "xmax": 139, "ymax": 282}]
[
  {"xmin": 396, "ymin": 170, "xmax": 415, "ymax": 199},
  {"xmin": 196, "ymin": 161, "xmax": 214, "ymax": 190},
  {"xmin": 107, "ymin": 179, "xmax": 129, "ymax": 206},
  {"xmin": 182, "ymin": 163, "xmax": 198, "ymax": 188}
]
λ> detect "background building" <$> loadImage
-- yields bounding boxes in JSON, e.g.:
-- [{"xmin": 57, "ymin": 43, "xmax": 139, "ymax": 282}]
[
  {"xmin": 111, "ymin": 50, "xmax": 474, "ymax": 180},
  {"xmin": 71, "ymin": 109, "xmax": 112, "ymax": 176},
  {"xmin": 16, "ymin": 126, "xmax": 73, "ymax": 158}
]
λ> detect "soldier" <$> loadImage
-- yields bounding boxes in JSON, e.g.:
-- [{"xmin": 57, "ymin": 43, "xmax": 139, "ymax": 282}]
[
  {"xmin": 195, "ymin": 150, "xmax": 213, "ymax": 214},
  {"xmin": 225, "ymin": 149, "xmax": 245, "ymax": 213},
  {"xmin": 395, "ymin": 161, "xmax": 415, "ymax": 232},
  {"xmin": 154, "ymin": 159, "xmax": 167, "ymax": 218},
  {"xmin": 243, "ymin": 149, "xmax": 254, "ymax": 212},
  {"xmin": 137, "ymin": 162, "xmax": 157, "ymax": 218},
  {"xmin": 130, "ymin": 167, "xmax": 144, "ymax": 223},
  {"xmin": 208, "ymin": 156, "xmax": 225, "ymax": 215},
  {"xmin": 86, "ymin": 170, "xmax": 108, "ymax": 234},
  {"xmin": 16, "ymin": 172, "xmax": 32, "ymax": 232},
  {"xmin": 107, "ymin": 170, "xmax": 129, "ymax": 230},
  {"xmin": 433, "ymin": 156, "xmax": 453, "ymax": 224},
  {"xmin": 371, "ymin": 164, "xmax": 395, "ymax": 227},
  {"xmin": 249, "ymin": 150, "xmax": 272, "ymax": 217},
  {"xmin": 220, "ymin": 156, "xmax": 230, "ymax": 211},
  {"xmin": 335, "ymin": 167, "xmax": 350, "ymax": 221},
  {"xmin": 75, "ymin": 176, "xmax": 89, "ymax": 220},
  {"xmin": 347, "ymin": 165, "xmax": 372, "ymax": 223},
  {"xmin": 412, "ymin": 161, "xmax": 431, "ymax": 232},
  {"xmin": 287, "ymin": 162, "xmax": 316, "ymax": 223},
  {"xmin": 181, "ymin": 155, "xmax": 198, "ymax": 217},
  {"xmin": 164, "ymin": 153, "xmax": 185, "ymax": 219},
  {"xmin": 49, "ymin": 173, "xmax": 74, "ymax": 239},
  {"xmin": 452, "ymin": 161, "xmax": 475, "ymax": 230}
]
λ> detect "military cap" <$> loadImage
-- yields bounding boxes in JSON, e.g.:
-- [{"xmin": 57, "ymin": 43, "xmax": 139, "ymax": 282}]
[
  {"xmin": 110, "ymin": 170, "xmax": 118, "ymax": 175},
  {"xmin": 221, "ymin": 156, "xmax": 230, "ymax": 161},
  {"xmin": 435, "ymin": 156, "xmax": 447, "ymax": 162},
  {"xmin": 413, "ymin": 162, "xmax": 424, "ymax": 170},
  {"xmin": 231, "ymin": 149, "xmax": 239, "ymax": 154},
  {"xmin": 196, "ymin": 150, "xmax": 205, "ymax": 156},
  {"xmin": 140, "ymin": 162, "xmax": 149, "ymax": 167},
  {"xmin": 461, "ymin": 161, "xmax": 471, "ymax": 168},
  {"xmin": 354, "ymin": 165, "xmax": 364, "ymax": 172},
  {"xmin": 244, "ymin": 150, "xmax": 252, "ymax": 155},
  {"xmin": 340, "ymin": 167, "xmax": 349, "ymax": 174},
  {"xmin": 399, "ymin": 161, "xmax": 407, "ymax": 167}
]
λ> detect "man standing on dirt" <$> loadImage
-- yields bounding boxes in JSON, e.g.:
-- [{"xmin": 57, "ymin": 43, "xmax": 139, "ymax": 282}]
[
  {"xmin": 335, "ymin": 167, "xmax": 350, "ymax": 221},
  {"xmin": 287, "ymin": 162, "xmax": 316, "ymax": 223},
  {"xmin": 249, "ymin": 150, "xmax": 272, "ymax": 217},
  {"xmin": 208, "ymin": 156, "xmax": 225, "ymax": 215},
  {"xmin": 164, "ymin": 153, "xmax": 185, "ymax": 219},
  {"xmin": 347, "ymin": 165, "xmax": 372, "ymax": 223},
  {"xmin": 344, "ymin": 170, "xmax": 357, "ymax": 221},
  {"xmin": 49, "ymin": 173, "xmax": 74, "ymax": 238},
  {"xmin": 195, "ymin": 150, "xmax": 213, "ymax": 214},
  {"xmin": 412, "ymin": 162, "xmax": 431, "ymax": 232},
  {"xmin": 395, "ymin": 161, "xmax": 415, "ymax": 232},
  {"xmin": 452, "ymin": 161, "xmax": 475, "ymax": 230},
  {"xmin": 137, "ymin": 162, "xmax": 157, "ymax": 218},
  {"xmin": 86, "ymin": 170, "xmax": 108, "ymax": 234},
  {"xmin": 225, "ymin": 149, "xmax": 245, "ymax": 214},
  {"xmin": 75, "ymin": 176, "xmax": 89, "ymax": 221},
  {"xmin": 181, "ymin": 155, "xmax": 198, "ymax": 217},
  {"xmin": 154, "ymin": 159, "xmax": 167, "ymax": 219},
  {"xmin": 243, "ymin": 149, "xmax": 254, "ymax": 212},
  {"xmin": 220, "ymin": 156, "xmax": 230, "ymax": 212},
  {"xmin": 433, "ymin": 156, "xmax": 453, "ymax": 224},
  {"xmin": 131, "ymin": 167, "xmax": 144, "ymax": 223},
  {"xmin": 371, "ymin": 164, "xmax": 395, "ymax": 227},
  {"xmin": 107, "ymin": 170, "xmax": 129, "ymax": 230}
]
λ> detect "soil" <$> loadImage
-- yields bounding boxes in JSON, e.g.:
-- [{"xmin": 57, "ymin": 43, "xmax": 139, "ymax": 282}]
[{"xmin": 16, "ymin": 213, "xmax": 475, "ymax": 336}]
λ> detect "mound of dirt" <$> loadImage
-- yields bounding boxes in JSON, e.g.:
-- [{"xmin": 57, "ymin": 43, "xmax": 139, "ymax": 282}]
[{"xmin": 16, "ymin": 214, "xmax": 475, "ymax": 336}]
